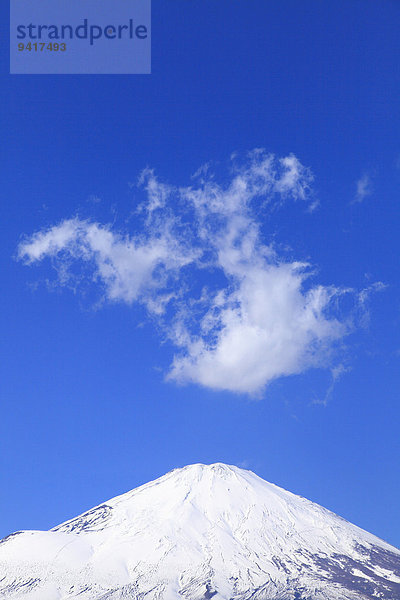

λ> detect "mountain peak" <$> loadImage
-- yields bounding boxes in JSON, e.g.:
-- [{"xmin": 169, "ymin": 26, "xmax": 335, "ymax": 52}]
[
  {"xmin": 1, "ymin": 463, "xmax": 399, "ymax": 600},
  {"xmin": 165, "ymin": 462, "xmax": 249, "ymax": 483},
  {"xmin": 167, "ymin": 461, "xmax": 240, "ymax": 477}
]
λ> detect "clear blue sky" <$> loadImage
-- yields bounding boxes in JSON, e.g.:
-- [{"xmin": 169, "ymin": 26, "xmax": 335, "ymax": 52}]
[{"xmin": 1, "ymin": 0, "xmax": 400, "ymax": 548}]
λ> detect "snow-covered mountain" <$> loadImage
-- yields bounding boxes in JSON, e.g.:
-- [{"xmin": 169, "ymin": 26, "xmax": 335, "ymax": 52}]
[{"xmin": 0, "ymin": 463, "xmax": 399, "ymax": 600}]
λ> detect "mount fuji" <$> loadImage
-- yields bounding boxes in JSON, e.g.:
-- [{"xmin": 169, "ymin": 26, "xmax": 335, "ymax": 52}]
[{"xmin": 0, "ymin": 463, "xmax": 399, "ymax": 599}]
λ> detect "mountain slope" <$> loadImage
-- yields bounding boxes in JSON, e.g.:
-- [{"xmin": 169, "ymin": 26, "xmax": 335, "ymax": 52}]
[{"xmin": 0, "ymin": 463, "xmax": 399, "ymax": 599}]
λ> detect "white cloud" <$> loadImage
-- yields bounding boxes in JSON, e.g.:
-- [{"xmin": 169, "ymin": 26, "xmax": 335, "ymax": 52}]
[
  {"xmin": 354, "ymin": 173, "xmax": 373, "ymax": 203},
  {"xmin": 18, "ymin": 151, "xmax": 353, "ymax": 396},
  {"xmin": 18, "ymin": 218, "xmax": 194, "ymax": 306},
  {"xmin": 169, "ymin": 265, "xmax": 346, "ymax": 395}
]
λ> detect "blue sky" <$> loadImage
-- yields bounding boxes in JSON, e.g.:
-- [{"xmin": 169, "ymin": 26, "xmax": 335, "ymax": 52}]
[{"xmin": 1, "ymin": 0, "xmax": 400, "ymax": 548}]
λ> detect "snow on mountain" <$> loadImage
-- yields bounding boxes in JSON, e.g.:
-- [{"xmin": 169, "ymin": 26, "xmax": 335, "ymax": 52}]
[{"xmin": 0, "ymin": 463, "xmax": 399, "ymax": 599}]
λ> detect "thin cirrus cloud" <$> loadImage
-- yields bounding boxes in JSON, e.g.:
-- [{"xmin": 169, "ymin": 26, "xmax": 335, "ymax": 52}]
[
  {"xmin": 354, "ymin": 173, "xmax": 373, "ymax": 203},
  {"xmin": 18, "ymin": 150, "xmax": 351, "ymax": 396}
]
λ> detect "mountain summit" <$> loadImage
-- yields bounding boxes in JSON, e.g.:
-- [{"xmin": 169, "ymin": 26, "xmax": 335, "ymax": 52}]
[{"xmin": 1, "ymin": 463, "xmax": 399, "ymax": 599}]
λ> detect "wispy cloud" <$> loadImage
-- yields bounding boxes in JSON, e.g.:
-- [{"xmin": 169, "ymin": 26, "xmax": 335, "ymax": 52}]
[
  {"xmin": 354, "ymin": 173, "xmax": 373, "ymax": 203},
  {"xmin": 312, "ymin": 364, "xmax": 351, "ymax": 407},
  {"xmin": 18, "ymin": 217, "xmax": 195, "ymax": 309},
  {"xmin": 357, "ymin": 281, "xmax": 387, "ymax": 328},
  {"xmin": 18, "ymin": 150, "xmax": 356, "ymax": 396}
]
